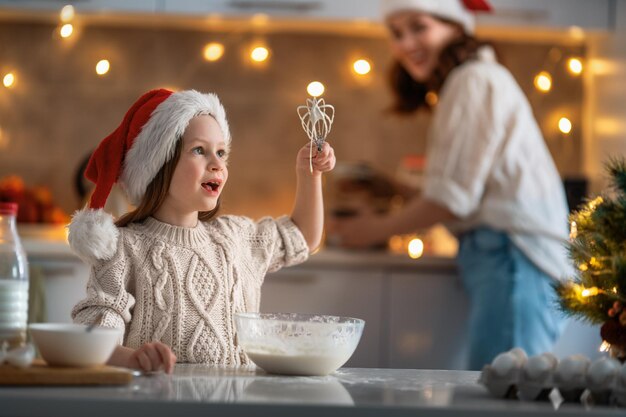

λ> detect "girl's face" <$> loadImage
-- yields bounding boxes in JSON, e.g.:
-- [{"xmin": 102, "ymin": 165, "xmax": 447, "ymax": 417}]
[
  {"xmin": 386, "ymin": 11, "xmax": 462, "ymax": 83},
  {"xmin": 156, "ymin": 115, "xmax": 228, "ymax": 227}
]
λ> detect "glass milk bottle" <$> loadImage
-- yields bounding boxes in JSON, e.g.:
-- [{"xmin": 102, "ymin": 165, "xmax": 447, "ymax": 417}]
[{"xmin": 0, "ymin": 203, "xmax": 29, "ymax": 348}]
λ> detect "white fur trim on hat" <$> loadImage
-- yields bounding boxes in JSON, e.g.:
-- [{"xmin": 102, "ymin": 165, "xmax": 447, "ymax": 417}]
[
  {"xmin": 120, "ymin": 90, "xmax": 231, "ymax": 206},
  {"xmin": 381, "ymin": 0, "xmax": 475, "ymax": 33},
  {"xmin": 67, "ymin": 208, "xmax": 119, "ymax": 264}
]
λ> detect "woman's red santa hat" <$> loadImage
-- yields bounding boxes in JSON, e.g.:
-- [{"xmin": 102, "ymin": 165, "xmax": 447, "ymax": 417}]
[
  {"xmin": 68, "ymin": 88, "xmax": 230, "ymax": 263},
  {"xmin": 381, "ymin": 0, "xmax": 492, "ymax": 34}
]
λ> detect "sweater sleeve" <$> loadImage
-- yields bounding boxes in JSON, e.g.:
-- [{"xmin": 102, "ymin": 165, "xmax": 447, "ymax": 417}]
[
  {"xmin": 422, "ymin": 62, "xmax": 508, "ymax": 218},
  {"xmin": 218, "ymin": 215, "xmax": 309, "ymax": 275},
  {"xmin": 71, "ymin": 232, "xmax": 135, "ymax": 338}
]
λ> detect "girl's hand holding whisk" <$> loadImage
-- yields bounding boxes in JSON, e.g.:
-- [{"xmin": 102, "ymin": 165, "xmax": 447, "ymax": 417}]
[{"xmin": 296, "ymin": 142, "xmax": 336, "ymax": 177}]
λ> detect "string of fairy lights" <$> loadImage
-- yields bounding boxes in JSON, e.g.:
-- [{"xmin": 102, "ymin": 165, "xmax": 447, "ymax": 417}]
[
  {"xmin": 1, "ymin": 5, "xmax": 584, "ymax": 126},
  {"xmin": 533, "ymin": 55, "xmax": 584, "ymax": 135},
  {"xmin": 0, "ymin": 4, "xmax": 373, "ymax": 98},
  {"xmin": 2, "ymin": 3, "xmax": 586, "ymax": 152}
]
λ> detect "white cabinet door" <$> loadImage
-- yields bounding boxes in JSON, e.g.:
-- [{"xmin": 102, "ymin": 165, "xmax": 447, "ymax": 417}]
[
  {"xmin": 33, "ymin": 259, "xmax": 89, "ymax": 324},
  {"xmin": 479, "ymin": 0, "xmax": 611, "ymax": 30},
  {"xmin": 388, "ymin": 270, "xmax": 469, "ymax": 370},
  {"xmin": 261, "ymin": 267, "xmax": 384, "ymax": 368}
]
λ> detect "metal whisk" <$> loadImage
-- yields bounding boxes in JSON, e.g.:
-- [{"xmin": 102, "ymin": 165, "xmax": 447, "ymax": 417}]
[{"xmin": 297, "ymin": 97, "xmax": 335, "ymax": 172}]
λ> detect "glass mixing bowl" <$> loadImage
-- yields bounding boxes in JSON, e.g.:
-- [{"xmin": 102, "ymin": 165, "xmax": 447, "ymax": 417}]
[{"xmin": 235, "ymin": 313, "xmax": 365, "ymax": 376}]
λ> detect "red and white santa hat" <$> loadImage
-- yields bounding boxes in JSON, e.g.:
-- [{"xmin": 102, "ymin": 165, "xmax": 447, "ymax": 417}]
[
  {"xmin": 381, "ymin": 0, "xmax": 492, "ymax": 34},
  {"xmin": 68, "ymin": 88, "xmax": 230, "ymax": 263}
]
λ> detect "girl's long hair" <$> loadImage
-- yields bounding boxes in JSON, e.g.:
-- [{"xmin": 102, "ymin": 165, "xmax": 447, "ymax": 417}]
[
  {"xmin": 115, "ymin": 138, "xmax": 221, "ymax": 227},
  {"xmin": 389, "ymin": 31, "xmax": 492, "ymax": 114}
]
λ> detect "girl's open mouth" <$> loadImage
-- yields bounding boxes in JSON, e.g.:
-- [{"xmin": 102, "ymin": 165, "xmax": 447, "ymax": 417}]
[{"xmin": 202, "ymin": 181, "xmax": 221, "ymax": 195}]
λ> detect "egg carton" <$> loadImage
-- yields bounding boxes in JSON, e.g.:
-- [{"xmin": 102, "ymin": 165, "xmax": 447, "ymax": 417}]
[{"xmin": 479, "ymin": 348, "xmax": 626, "ymax": 406}]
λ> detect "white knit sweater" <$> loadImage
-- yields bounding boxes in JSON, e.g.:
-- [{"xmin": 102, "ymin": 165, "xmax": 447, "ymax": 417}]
[{"xmin": 71, "ymin": 215, "xmax": 309, "ymax": 365}]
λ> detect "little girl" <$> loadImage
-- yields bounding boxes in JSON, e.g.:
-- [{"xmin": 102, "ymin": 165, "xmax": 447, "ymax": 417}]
[{"xmin": 68, "ymin": 89, "xmax": 335, "ymax": 373}]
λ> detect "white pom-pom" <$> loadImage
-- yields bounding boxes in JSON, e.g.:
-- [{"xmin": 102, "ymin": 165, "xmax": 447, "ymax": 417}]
[{"xmin": 68, "ymin": 208, "xmax": 119, "ymax": 263}]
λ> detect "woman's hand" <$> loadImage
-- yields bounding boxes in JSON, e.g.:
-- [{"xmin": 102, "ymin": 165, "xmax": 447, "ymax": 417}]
[
  {"xmin": 296, "ymin": 142, "xmax": 336, "ymax": 177},
  {"xmin": 328, "ymin": 198, "xmax": 458, "ymax": 249},
  {"xmin": 128, "ymin": 342, "xmax": 177, "ymax": 374},
  {"xmin": 327, "ymin": 209, "xmax": 389, "ymax": 249}
]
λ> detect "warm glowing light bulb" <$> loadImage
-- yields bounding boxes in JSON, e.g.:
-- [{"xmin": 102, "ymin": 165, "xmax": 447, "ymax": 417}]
[
  {"xmin": 407, "ymin": 238, "xmax": 424, "ymax": 259},
  {"xmin": 95, "ymin": 59, "xmax": 110, "ymax": 75},
  {"xmin": 353, "ymin": 59, "xmax": 371, "ymax": 75},
  {"xmin": 60, "ymin": 23, "xmax": 73, "ymax": 38},
  {"xmin": 3, "ymin": 73, "xmax": 15, "ymax": 88},
  {"xmin": 307, "ymin": 81, "xmax": 325, "ymax": 97},
  {"xmin": 60, "ymin": 5, "xmax": 75, "ymax": 22},
  {"xmin": 250, "ymin": 46, "xmax": 269, "ymax": 62},
  {"xmin": 203, "ymin": 42, "xmax": 224, "ymax": 62},
  {"xmin": 534, "ymin": 71, "xmax": 552, "ymax": 92},
  {"xmin": 581, "ymin": 287, "xmax": 599, "ymax": 298},
  {"xmin": 599, "ymin": 340, "xmax": 611, "ymax": 352},
  {"xmin": 559, "ymin": 117, "xmax": 572, "ymax": 134},
  {"xmin": 568, "ymin": 58, "xmax": 583, "ymax": 75},
  {"xmin": 569, "ymin": 221, "xmax": 577, "ymax": 240}
]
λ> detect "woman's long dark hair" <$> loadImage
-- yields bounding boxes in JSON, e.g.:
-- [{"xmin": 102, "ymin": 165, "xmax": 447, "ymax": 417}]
[
  {"xmin": 116, "ymin": 138, "xmax": 221, "ymax": 227},
  {"xmin": 389, "ymin": 32, "xmax": 492, "ymax": 114}
]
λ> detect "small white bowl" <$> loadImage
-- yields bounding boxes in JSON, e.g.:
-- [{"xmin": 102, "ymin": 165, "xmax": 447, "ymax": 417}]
[
  {"xmin": 235, "ymin": 313, "xmax": 365, "ymax": 376},
  {"xmin": 28, "ymin": 323, "xmax": 123, "ymax": 367}
]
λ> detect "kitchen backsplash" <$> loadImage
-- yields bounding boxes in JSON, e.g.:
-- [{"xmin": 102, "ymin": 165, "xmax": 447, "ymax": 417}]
[{"xmin": 0, "ymin": 19, "xmax": 583, "ymax": 219}]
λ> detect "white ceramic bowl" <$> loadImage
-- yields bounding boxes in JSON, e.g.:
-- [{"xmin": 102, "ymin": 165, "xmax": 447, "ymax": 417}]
[
  {"xmin": 235, "ymin": 313, "xmax": 365, "ymax": 376},
  {"xmin": 28, "ymin": 323, "xmax": 123, "ymax": 367}
]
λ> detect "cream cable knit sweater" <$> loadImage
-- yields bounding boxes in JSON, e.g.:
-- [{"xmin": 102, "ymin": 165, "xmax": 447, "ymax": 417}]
[{"xmin": 72, "ymin": 215, "xmax": 309, "ymax": 365}]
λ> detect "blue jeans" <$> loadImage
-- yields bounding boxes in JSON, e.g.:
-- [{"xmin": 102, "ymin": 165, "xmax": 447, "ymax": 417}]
[{"xmin": 457, "ymin": 227, "xmax": 565, "ymax": 370}]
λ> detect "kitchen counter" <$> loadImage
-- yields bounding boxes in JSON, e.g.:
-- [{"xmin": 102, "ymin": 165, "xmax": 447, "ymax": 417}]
[
  {"xmin": 306, "ymin": 248, "xmax": 456, "ymax": 272},
  {"xmin": 0, "ymin": 365, "xmax": 621, "ymax": 417}
]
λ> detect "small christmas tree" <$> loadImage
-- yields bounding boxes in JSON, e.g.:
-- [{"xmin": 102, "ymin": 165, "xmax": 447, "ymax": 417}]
[{"xmin": 556, "ymin": 158, "xmax": 626, "ymax": 359}]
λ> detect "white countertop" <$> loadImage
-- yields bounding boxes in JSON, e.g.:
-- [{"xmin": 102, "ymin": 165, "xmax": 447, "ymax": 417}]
[{"xmin": 0, "ymin": 366, "xmax": 621, "ymax": 417}]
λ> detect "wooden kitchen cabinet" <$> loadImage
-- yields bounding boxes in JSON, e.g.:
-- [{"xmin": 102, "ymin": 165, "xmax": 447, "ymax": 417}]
[{"xmin": 261, "ymin": 267, "xmax": 385, "ymax": 368}]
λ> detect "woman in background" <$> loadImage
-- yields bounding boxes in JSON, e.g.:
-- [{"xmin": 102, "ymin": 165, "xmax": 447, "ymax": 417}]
[{"xmin": 332, "ymin": 0, "xmax": 571, "ymax": 370}]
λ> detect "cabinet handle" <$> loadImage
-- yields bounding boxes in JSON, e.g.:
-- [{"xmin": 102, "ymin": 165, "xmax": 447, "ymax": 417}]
[{"xmin": 228, "ymin": 1, "xmax": 322, "ymax": 12}]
